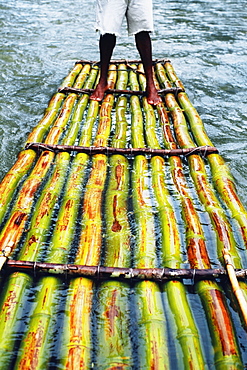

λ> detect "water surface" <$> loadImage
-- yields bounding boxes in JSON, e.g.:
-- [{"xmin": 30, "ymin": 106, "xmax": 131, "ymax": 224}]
[{"xmin": 0, "ymin": 0, "xmax": 247, "ymax": 368}]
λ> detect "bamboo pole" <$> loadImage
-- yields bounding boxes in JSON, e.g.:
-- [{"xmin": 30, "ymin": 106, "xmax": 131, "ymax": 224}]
[
  {"xmin": 164, "ymin": 61, "xmax": 247, "ymax": 249},
  {"xmin": 0, "ymin": 64, "xmax": 97, "ymax": 368},
  {"xmin": 0, "ymin": 64, "xmax": 83, "ymax": 226},
  {"xmin": 0, "ymin": 64, "xmax": 91, "ymax": 272},
  {"xmin": 162, "ymin": 61, "xmax": 247, "ymax": 310},
  {"xmin": 0, "ymin": 59, "xmax": 246, "ymax": 368},
  {"xmin": 95, "ymin": 63, "xmax": 133, "ymax": 368},
  {"xmin": 59, "ymin": 66, "xmax": 117, "ymax": 369},
  {"xmin": 156, "ymin": 63, "xmax": 242, "ymax": 267},
  {"xmin": 13, "ymin": 67, "xmax": 100, "ymax": 369},
  {"xmin": 129, "ymin": 66, "xmax": 170, "ymax": 369},
  {"xmin": 138, "ymin": 65, "xmax": 206, "ymax": 368},
  {"xmin": 156, "ymin": 62, "xmax": 244, "ymax": 368}
]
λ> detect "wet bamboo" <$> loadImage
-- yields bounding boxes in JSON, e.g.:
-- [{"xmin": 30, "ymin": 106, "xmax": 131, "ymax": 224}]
[
  {"xmin": 5, "ymin": 259, "xmax": 247, "ymax": 281},
  {"xmin": 129, "ymin": 67, "xmax": 170, "ymax": 369},
  {"xmin": 25, "ymin": 142, "xmax": 217, "ymax": 156},
  {"xmin": 164, "ymin": 61, "xmax": 247, "ymax": 248},
  {"xmin": 0, "ymin": 64, "xmax": 96, "ymax": 369},
  {"xmin": 96, "ymin": 63, "xmax": 133, "ymax": 368},
  {"xmin": 156, "ymin": 63, "xmax": 243, "ymax": 267},
  {"xmin": 0, "ymin": 63, "xmax": 83, "ymax": 226},
  {"xmin": 58, "ymin": 85, "xmax": 182, "ymax": 96},
  {"xmin": 59, "ymin": 66, "xmax": 117, "ymax": 369},
  {"xmin": 14, "ymin": 64, "xmax": 97, "ymax": 267},
  {"xmin": 0, "ymin": 64, "xmax": 92, "ymax": 271},
  {"xmin": 13, "ymin": 68, "xmax": 100, "ymax": 369},
  {"xmin": 156, "ymin": 62, "xmax": 244, "ymax": 368},
  {"xmin": 162, "ymin": 61, "xmax": 247, "ymax": 310},
  {"xmin": 138, "ymin": 66, "xmax": 206, "ymax": 368}
]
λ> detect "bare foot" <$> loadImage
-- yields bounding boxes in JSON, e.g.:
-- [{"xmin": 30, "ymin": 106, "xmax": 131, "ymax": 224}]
[
  {"xmin": 146, "ymin": 87, "xmax": 162, "ymax": 105},
  {"xmin": 90, "ymin": 83, "xmax": 109, "ymax": 101}
]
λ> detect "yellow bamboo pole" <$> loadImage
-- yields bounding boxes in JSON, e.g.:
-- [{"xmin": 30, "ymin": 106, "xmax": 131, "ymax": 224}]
[
  {"xmin": 0, "ymin": 64, "xmax": 91, "ymax": 271},
  {"xmin": 129, "ymin": 66, "xmax": 170, "ymax": 369},
  {"xmin": 60, "ymin": 66, "xmax": 117, "ymax": 369},
  {"xmin": 138, "ymin": 64, "xmax": 206, "ymax": 368},
  {"xmin": 155, "ymin": 61, "xmax": 244, "ymax": 368}
]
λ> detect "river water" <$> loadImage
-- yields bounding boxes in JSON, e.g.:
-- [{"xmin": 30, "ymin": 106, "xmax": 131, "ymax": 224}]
[{"xmin": 0, "ymin": 0, "xmax": 247, "ymax": 368}]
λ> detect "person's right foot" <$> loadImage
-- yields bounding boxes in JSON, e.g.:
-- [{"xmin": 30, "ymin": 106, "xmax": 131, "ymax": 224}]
[{"xmin": 90, "ymin": 82, "xmax": 109, "ymax": 101}]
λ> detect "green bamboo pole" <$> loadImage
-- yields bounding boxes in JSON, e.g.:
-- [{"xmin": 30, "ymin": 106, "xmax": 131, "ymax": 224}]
[
  {"xmin": 0, "ymin": 64, "xmax": 97, "ymax": 369},
  {"xmin": 156, "ymin": 63, "xmax": 243, "ymax": 267},
  {"xmin": 138, "ymin": 65, "xmax": 206, "ymax": 369},
  {"xmin": 129, "ymin": 67, "xmax": 170, "ymax": 369},
  {"xmin": 156, "ymin": 62, "xmax": 244, "ymax": 368},
  {"xmin": 12, "ymin": 68, "xmax": 100, "ymax": 370},
  {"xmin": 59, "ymin": 65, "xmax": 117, "ymax": 369},
  {"xmin": 0, "ymin": 63, "xmax": 83, "ymax": 226},
  {"xmin": 0, "ymin": 64, "xmax": 92, "ymax": 271},
  {"xmin": 165, "ymin": 61, "xmax": 247, "ymax": 248},
  {"xmin": 15, "ymin": 64, "xmax": 97, "ymax": 267},
  {"xmin": 164, "ymin": 60, "xmax": 247, "ymax": 327},
  {"xmin": 96, "ymin": 64, "xmax": 133, "ymax": 368}
]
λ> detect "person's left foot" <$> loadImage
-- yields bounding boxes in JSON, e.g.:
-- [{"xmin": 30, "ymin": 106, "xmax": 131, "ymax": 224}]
[{"xmin": 90, "ymin": 82, "xmax": 108, "ymax": 101}]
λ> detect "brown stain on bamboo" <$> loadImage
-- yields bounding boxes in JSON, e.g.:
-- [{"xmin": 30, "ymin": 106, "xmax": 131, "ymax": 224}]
[
  {"xmin": 112, "ymin": 195, "xmax": 122, "ymax": 232},
  {"xmin": 136, "ymin": 175, "xmax": 146, "ymax": 208},
  {"xmin": 18, "ymin": 320, "xmax": 45, "ymax": 370},
  {"xmin": 187, "ymin": 238, "xmax": 211, "ymax": 269},
  {"xmin": 83, "ymin": 189, "xmax": 102, "ymax": 220},
  {"xmin": 66, "ymin": 279, "xmax": 93, "ymax": 369},
  {"xmin": 103, "ymin": 289, "xmax": 120, "ymax": 337},
  {"xmin": 156, "ymin": 104, "xmax": 177, "ymax": 150},
  {"xmin": 37, "ymin": 193, "xmax": 53, "ymax": 220},
  {"xmin": 66, "ymin": 347, "xmax": 85, "ymax": 370},
  {"xmin": 2, "ymin": 290, "xmax": 18, "ymax": 322},
  {"xmin": 204, "ymin": 285, "xmax": 239, "ymax": 357},
  {"xmin": 157, "ymin": 68, "xmax": 242, "ymax": 365},
  {"xmin": 150, "ymin": 340, "xmax": 160, "ymax": 370},
  {"xmin": 0, "ymin": 211, "xmax": 28, "ymax": 250},
  {"xmin": 18, "ymin": 234, "xmax": 39, "ymax": 261},
  {"xmin": 57, "ymin": 199, "xmax": 74, "ymax": 232},
  {"xmin": 115, "ymin": 162, "xmax": 124, "ymax": 190},
  {"xmin": 211, "ymin": 211, "xmax": 231, "ymax": 249}
]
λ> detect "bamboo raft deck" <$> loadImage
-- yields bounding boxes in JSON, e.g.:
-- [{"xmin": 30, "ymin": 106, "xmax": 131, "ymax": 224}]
[{"xmin": 0, "ymin": 59, "xmax": 247, "ymax": 369}]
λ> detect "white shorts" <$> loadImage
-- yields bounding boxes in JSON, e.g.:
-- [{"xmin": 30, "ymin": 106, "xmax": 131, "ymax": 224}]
[{"xmin": 95, "ymin": 0, "xmax": 154, "ymax": 36}]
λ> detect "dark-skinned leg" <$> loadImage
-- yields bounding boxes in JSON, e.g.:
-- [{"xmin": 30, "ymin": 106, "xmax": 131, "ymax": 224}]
[
  {"xmin": 135, "ymin": 31, "xmax": 161, "ymax": 105},
  {"xmin": 90, "ymin": 33, "xmax": 116, "ymax": 101}
]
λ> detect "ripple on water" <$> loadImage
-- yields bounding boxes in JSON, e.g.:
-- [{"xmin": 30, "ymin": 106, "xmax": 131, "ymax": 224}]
[{"xmin": 0, "ymin": 0, "xmax": 247, "ymax": 367}]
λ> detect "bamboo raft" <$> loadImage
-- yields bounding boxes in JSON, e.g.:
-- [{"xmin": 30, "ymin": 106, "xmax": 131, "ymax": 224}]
[{"xmin": 0, "ymin": 59, "xmax": 247, "ymax": 369}]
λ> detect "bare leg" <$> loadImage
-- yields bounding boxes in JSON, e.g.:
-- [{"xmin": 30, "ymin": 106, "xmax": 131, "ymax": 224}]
[
  {"xmin": 135, "ymin": 31, "xmax": 162, "ymax": 105},
  {"xmin": 90, "ymin": 33, "xmax": 116, "ymax": 101}
]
